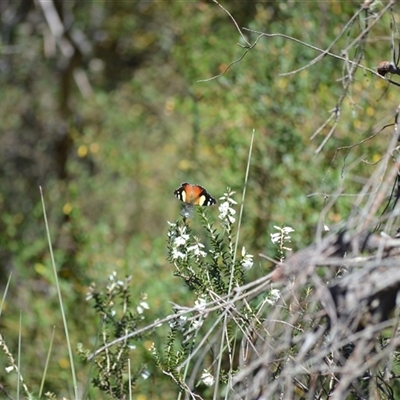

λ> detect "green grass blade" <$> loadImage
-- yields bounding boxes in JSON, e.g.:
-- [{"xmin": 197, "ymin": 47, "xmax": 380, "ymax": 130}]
[
  {"xmin": 39, "ymin": 326, "xmax": 56, "ymax": 399},
  {"xmin": 17, "ymin": 311, "xmax": 21, "ymax": 400},
  {"xmin": 233, "ymin": 129, "xmax": 255, "ymax": 268},
  {"xmin": 0, "ymin": 272, "xmax": 12, "ymax": 318},
  {"xmin": 39, "ymin": 186, "xmax": 78, "ymax": 399}
]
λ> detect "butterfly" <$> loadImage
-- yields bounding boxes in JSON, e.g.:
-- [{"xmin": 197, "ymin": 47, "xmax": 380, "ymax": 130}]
[{"xmin": 174, "ymin": 182, "xmax": 217, "ymax": 206}]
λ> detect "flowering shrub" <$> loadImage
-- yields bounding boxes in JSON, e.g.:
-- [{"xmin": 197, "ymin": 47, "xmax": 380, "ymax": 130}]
[
  {"xmin": 78, "ymin": 273, "xmax": 151, "ymax": 398},
  {"xmin": 74, "ymin": 188, "xmax": 288, "ymax": 399},
  {"xmin": 149, "ymin": 188, "xmax": 285, "ymax": 396}
]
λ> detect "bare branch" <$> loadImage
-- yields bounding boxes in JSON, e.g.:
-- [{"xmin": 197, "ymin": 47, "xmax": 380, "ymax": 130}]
[{"xmin": 212, "ymin": 0, "xmax": 250, "ymax": 47}]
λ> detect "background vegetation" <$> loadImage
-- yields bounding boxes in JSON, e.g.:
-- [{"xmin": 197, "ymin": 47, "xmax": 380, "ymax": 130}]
[{"xmin": 1, "ymin": 0, "xmax": 400, "ymax": 398}]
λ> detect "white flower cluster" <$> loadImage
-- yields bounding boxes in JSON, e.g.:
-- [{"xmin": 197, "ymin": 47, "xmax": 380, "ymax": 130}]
[
  {"xmin": 168, "ymin": 222, "xmax": 190, "ymax": 260},
  {"xmin": 169, "ymin": 314, "xmax": 188, "ymax": 331},
  {"xmin": 218, "ymin": 189, "xmax": 237, "ymax": 227},
  {"xmin": 106, "ymin": 271, "xmax": 125, "ymax": 291},
  {"xmin": 141, "ymin": 369, "xmax": 150, "ymax": 380},
  {"xmin": 187, "ymin": 238, "xmax": 207, "ymax": 259},
  {"xmin": 201, "ymin": 369, "xmax": 215, "ymax": 386},
  {"xmin": 137, "ymin": 293, "xmax": 150, "ymax": 314},
  {"xmin": 194, "ymin": 296, "xmax": 207, "ymax": 310},
  {"xmin": 270, "ymin": 226, "xmax": 294, "ymax": 251},
  {"xmin": 168, "ymin": 222, "xmax": 208, "ymax": 261},
  {"xmin": 265, "ymin": 288, "xmax": 281, "ymax": 305},
  {"xmin": 240, "ymin": 246, "xmax": 254, "ymax": 270},
  {"xmin": 270, "ymin": 225, "xmax": 295, "ymax": 262},
  {"xmin": 168, "ymin": 297, "xmax": 207, "ymax": 334}
]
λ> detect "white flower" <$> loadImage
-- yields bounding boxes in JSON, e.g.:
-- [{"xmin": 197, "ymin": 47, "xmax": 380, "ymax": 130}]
[
  {"xmin": 194, "ymin": 296, "xmax": 207, "ymax": 310},
  {"xmin": 86, "ymin": 292, "xmax": 93, "ymax": 301},
  {"xmin": 167, "ymin": 224, "xmax": 176, "ymax": 238},
  {"xmin": 265, "ymin": 288, "xmax": 281, "ymax": 305},
  {"xmin": 141, "ymin": 369, "xmax": 151, "ymax": 380},
  {"xmin": 218, "ymin": 188, "xmax": 237, "ymax": 226},
  {"xmin": 218, "ymin": 201, "xmax": 229, "ymax": 214},
  {"xmin": 170, "ymin": 225, "xmax": 190, "ymax": 256},
  {"xmin": 187, "ymin": 240, "xmax": 207, "ymax": 258},
  {"xmin": 270, "ymin": 226, "xmax": 294, "ymax": 244},
  {"xmin": 169, "ymin": 315, "xmax": 187, "ymax": 331},
  {"xmin": 140, "ymin": 300, "xmax": 149, "ymax": 309},
  {"xmin": 191, "ymin": 318, "xmax": 204, "ymax": 330},
  {"xmin": 241, "ymin": 246, "xmax": 254, "ymax": 270},
  {"xmin": 282, "ymin": 226, "xmax": 294, "ymax": 234},
  {"xmin": 174, "ymin": 234, "xmax": 189, "ymax": 247},
  {"xmin": 270, "ymin": 232, "xmax": 281, "ymax": 244},
  {"xmin": 109, "ymin": 271, "xmax": 117, "ymax": 281},
  {"xmin": 178, "ymin": 315, "xmax": 187, "ymax": 325},
  {"xmin": 168, "ymin": 319, "xmax": 176, "ymax": 329},
  {"xmin": 201, "ymin": 369, "xmax": 215, "ymax": 386},
  {"xmin": 5, "ymin": 366, "xmax": 14, "ymax": 373},
  {"xmin": 171, "ymin": 248, "xmax": 186, "ymax": 260},
  {"xmin": 105, "ymin": 272, "xmax": 126, "ymax": 291},
  {"xmin": 218, "ymin": 201, "xmax": 236, "ymax": 224},
  {"xmin": 271, "ymin": 226, "xmax": 295, "ymax": 261},
  {"xmin": 137, "ymin": 301, "xmax": 150, "ymax": 314},
  {"xmin": 219, "ymin": 189, "xmax": 237, "ymax": 203}
]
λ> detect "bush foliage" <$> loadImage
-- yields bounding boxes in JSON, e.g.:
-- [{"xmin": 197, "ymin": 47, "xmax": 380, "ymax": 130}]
[{"xmin": 2, "ymin": 1, "xmax": 400, "ymax": 398}]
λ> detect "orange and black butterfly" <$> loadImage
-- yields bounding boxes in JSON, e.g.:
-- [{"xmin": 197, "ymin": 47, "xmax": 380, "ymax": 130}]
[{"xmin": 174, "ymin": 182, "xmax": 217, "ymax": 206}]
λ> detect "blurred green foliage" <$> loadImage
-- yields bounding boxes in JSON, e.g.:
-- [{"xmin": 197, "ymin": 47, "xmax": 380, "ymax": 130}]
[{"xmin": 0, "ymin": 0, "xmax": 399, "ymax": 398}]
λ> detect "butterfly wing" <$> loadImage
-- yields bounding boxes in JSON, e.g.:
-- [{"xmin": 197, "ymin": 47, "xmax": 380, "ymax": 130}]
[{"xmin": 174, "ymin": 182, "xmax": 216, "ymax": 206}]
